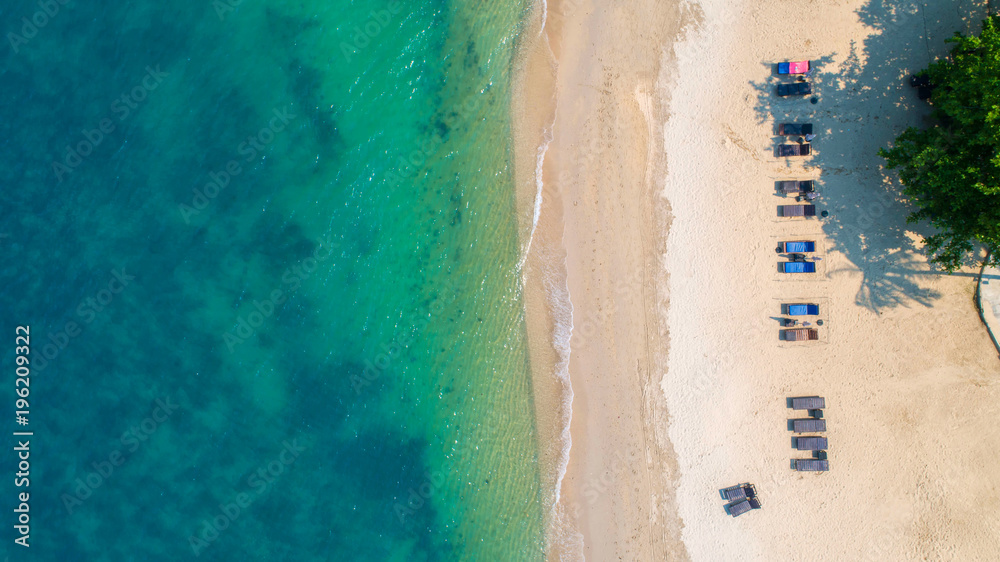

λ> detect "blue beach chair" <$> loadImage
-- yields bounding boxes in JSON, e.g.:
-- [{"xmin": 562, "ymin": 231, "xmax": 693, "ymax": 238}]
[
  {"xmin": 780, "ymin": 241, "xmax": 816, "ymax": 253},
  {"xmin": 785, "ymin": 303, "xmax": 820, "ymax": 315},
  {"xmin": 780, "ymin": 262, "xmax": 816, "ymax": 273}
]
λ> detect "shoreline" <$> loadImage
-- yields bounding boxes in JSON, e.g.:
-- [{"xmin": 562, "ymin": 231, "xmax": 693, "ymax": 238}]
[
  {"xmin": 512, "ymin": 0, "xmax": 689, "ymax": 559},
  {"xmin": 516, "ymin": 0, "xmax": 1000, "ymax": 559}
]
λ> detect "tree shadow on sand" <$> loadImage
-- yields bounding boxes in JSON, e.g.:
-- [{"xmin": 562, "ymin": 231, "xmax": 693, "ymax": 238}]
[{"xmin": 750, "ymin": 0, "xmax": 990, "ymax": 312}]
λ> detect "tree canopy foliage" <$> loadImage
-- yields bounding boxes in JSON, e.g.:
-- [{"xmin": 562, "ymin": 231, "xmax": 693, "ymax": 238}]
[{"xmin": 881, "ymin": 16, "xmax": 1000, "ymax": 271}]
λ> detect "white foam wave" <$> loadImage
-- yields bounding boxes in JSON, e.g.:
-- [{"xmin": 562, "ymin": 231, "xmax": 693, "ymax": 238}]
[
  {"xmin": 518, "ymin": 125, "xmax": 552, "ymax": 272},
  {"xmin": 543, "ymin": 255, "xmax": 586, "ymax": 560}
]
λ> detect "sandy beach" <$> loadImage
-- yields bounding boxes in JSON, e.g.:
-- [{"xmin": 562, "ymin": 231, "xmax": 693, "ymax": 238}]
[
  {"xmin": 664, "ymin": 0, "xmax": 1000, "ymax": 559},
  {"xmin": 518, "ymin": 0, "xmax": 1000, "ymax": 560},
  {"xmin": 516, "ymin": 0, "xmax": 686, "ymax": 559}
]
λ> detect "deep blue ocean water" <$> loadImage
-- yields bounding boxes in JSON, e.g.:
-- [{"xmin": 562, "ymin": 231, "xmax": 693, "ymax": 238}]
[{"xmin": 0, "ymin": 1, "xmax": 544, "ymax": 560}]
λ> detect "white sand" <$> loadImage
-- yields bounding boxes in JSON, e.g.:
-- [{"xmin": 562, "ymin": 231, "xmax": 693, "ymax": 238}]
[{"xmin": 662, "ymin": 0, "xmax": 1000, "ymax": 560}]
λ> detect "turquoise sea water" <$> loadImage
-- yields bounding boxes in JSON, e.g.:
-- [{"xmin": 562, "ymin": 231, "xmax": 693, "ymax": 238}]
[{"xmin": 0, "ymin": 1, "xmax": 545, "ymax": 560}]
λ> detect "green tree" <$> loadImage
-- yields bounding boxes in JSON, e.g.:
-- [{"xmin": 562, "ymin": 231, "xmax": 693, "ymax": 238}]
[{"xmin": 881, "ymin": 15, "xmax": 1000, "ymax": 271}]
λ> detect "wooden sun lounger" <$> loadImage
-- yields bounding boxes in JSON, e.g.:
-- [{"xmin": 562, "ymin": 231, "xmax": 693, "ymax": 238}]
[
  {"xmin": 794, "ymin": 459, "xmax": 829, "ymax": 472},
  {"xmin": 778, "ymin": 204, "xmax": 816, "ymax": 217},
  {"xmin": 726, "ymin": 497, "xmax": 762, "ymax": 517},
  {"xmin": 777, "ymin": 82, "xmax": 812, "ymax": 96},
  {"xmin": 719, "ymin": 483, "xmax": 757, "ymax": 502},
  {"xmin": 778, "ymin": 180, "xmax": 814, "ymax": 194},
  {"xmin": 782, "ymin": 328, "xmax": 818, "ymax": 341},
  {"xmin": 795, "ymin": 436, "xmax": 829, "ymax": 450},
  {"xmin": 792, "ymin": 419, "xmax": 827, "ymax": 433},
  {"xmin": 779, "ymin": 143, "xmax": 811, "ymax": 156},
  {"xmin": 790, "ymin": 396, "xmax": 825, "ymax": 409},
  {"xmin": 778, "ymin": 123, "xmax": 813, "ymax": 136}
]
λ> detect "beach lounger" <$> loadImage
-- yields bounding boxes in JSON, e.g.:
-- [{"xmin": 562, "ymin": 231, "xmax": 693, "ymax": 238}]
[
  {"xmin": 777, "ymin": 61, "xmax": 810, "ymax": 75},
  {"xmin": 778, "ymin": 143, "xmax": 811, "ymax": 156},
  {"xmin": 792, "ymin": 419, "xmax": 827, "ymax": 433},
  {"xmin": 790, "ymin": 396, "xmax": 825, "ymax": 409},
  {"xmin": 795, "ymin": 437, "xmax": 828, "ymax": 450},
  {"xmin": 780, "ymin": 241, "xmax": 816, "ymax": 253},
  {"xmin": 725, "ymin": 497, "xmax": 762, "ymax": 517},
  {"xmin": 778, "ymin": 180, "xmax": 814, "ymax": 194},
  {"xmin": 780, "ymin": 262, "xmax": 816, "ymax": 273},
  {"xmin": 778, "ymin": 123, "xmax": 813, "ymax": 136},
  {"xmin": 777, "ymin": 82, "xmax": 812, "ymax": 96},
  {"xmin": 909, "ymin": 74, "xmax": 933, "ymax": 100},
  {"xmin": 794, "ymin": 459, "xmax": 829, "ymax": 472},
  {"xmin": 782, "ymin": 328, "xmax": 818, "ymax": 341},
  {"xmin": 784, "ymin": 304, "xmax": 820, "ymax": 316},
  {"xmin": 778, "ymin": 205, "xmax": 816, "ymax": 217},
  {"xmin": 719, "ymin": 483, "xmax": 757, "ymax": 502}
]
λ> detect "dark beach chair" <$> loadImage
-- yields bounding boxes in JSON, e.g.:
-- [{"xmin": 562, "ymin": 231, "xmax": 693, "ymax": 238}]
[
  {"xmin": 795, "ymin": 436, "xmax": 828, "ymax": 450},
  {"xmin": 777, "ymin": 61, "xmax": 810, "ymax": 75},
  {"xmin": 777, "ymin": 82, "xmax": 812, "ymax": 96},
  {"xmin": 909, "ymin": 74, "xmax": 933, "ymax": 100},
  {"xmin": 780, "ymin": 262, "xmax": 816, "ymax": 273},
  {"xmin": 780, "ymin": 241, "xmax": 816, "ymax": 253},
  {"xmin": 784, "ymin": 304, "xmax": 820, "ymax": 316},
  {"xmin": 725, "ymin": 497, "xmax": 762, "ymax": 517},
  {"xmin": 794, "ymin": 459, "xmax": 829, "ymax": 472},
  {"xmin": 790, "ymin": 396, "xmax": 825, "ymax": 409},
  {"xmin": 782, "ymin": 328, "xmax": 818, "ymax": 341},
  {"xmin": 778, "ymin": 205, "xmax": 816, "ymax": 217},
  {"xmin": 791, "ymin": 418, "xmax": 827, "ymax": 433},
  {"xmin": 778, "ymin": 180, "xmax": 814, "ymax": 194},
  {"xmin": 778, "ymin": 143, "xmax": 811, "ymax": 156},
  {"xmin": 719, "ymin": 483, "xmax": 757, "ymax": 502},
  {"xmin": 778, "ymin": 123, "xmax": 813, "ymax": 136}
]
